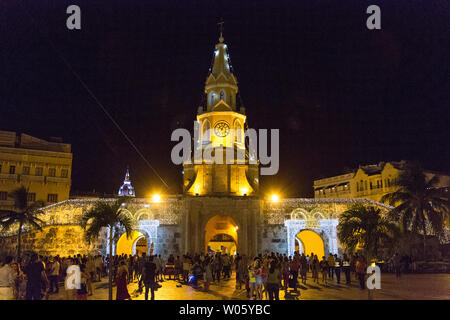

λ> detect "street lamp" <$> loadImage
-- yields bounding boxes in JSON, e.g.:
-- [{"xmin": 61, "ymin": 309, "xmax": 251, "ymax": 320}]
[{"xmin": 152, "ymin": 194, "xmax": 161, "ymax": 203}]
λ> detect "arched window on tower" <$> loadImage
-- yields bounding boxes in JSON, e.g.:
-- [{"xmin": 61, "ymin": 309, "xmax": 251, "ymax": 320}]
[
  {"xmin": 209, "ymin": 92, "xmax": 215, "ymax": 106},
  {"xmin": 234, "ymin": 120, "xmax": 243, "ymax": 144},
  {"xmin": 219, "ymin": 90, "xmax": 225, "ymax": 102},
  {"xmin": 202, "ymin": 120, "xmax": 211, "ymax": 142}
]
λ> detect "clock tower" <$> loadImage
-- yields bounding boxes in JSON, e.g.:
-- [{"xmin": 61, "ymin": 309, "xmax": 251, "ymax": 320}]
[{"xmin": 183, "ymin": 32, "xmax": 259, "ymax": 196}]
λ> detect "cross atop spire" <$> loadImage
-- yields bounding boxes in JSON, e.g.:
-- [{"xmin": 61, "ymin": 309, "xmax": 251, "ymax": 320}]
[{"xmin": 217, "ymin": 20, "xmax": 224, "ymax": 43}]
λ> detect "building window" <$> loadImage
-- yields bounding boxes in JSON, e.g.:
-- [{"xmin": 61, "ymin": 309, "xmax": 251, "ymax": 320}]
[
  {"xmin": 61, "ymin": 169, "xmax": 68, "ymax": 178},
  {"xmin": 23, "ymin": 166, "xmax": 30, "ymax": 175},
  {"xmin": 219, "ymin": 90, "xmax": 225, "ymax": 101},
  {"xmin": 370, "ymin": 182, "xmax": 373, "ymax": 190},
  {"xmin": 209, "ymin": 92, "xmax": 215, "ymax": 106},
  {"xmin": 356, "ymin": 182, "xmax": 359, "ymax": 192},
  {"xmin": 0, "ymin": 191, "xmax": 7, "ymax": 200},
  {"xmin": 9, "ymin": 166, "xmax": 15, "ymax": 174},
  {"xmin": 0, "ymin": 164, "xmax": 2, "ymax": 173},
  {"xmin": 234, "ymin": 120, "xmax": 243, "ymax": 143},
  {"xmin": 27, "ymin": 193, "xmax": 36, "ymax": 202},
  {"xmin": 202, "ymin": 120, "xmax": 211, "ymax": 142},
  {"xmin": 36, "ymin": 167, "xmax": 43, "ymax": 176},
  {"xmin": 47, "ymin": 194, "xmax": 58, "ymax": 203},
  {"xmin": 48, "ymin": 168, "xmax": 56, "ymax": 177},
  {"xmin": 380, "ymin": 180, "xmax": 383, "ymax": 188}
]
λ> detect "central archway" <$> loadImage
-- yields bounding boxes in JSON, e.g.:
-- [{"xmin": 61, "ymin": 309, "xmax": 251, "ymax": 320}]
[
  {"xmin": 296, "ymin": 230, "xmax": 325, "ymax": 258},
  {"xmin": 204, "ymin": 215, "xmax": 238, "ymax": 255},
  {"xmin": 116, "ymin": 231, "xmax": 148, "ymax": 256}
]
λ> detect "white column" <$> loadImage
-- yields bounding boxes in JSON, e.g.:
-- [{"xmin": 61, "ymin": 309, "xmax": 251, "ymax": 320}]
[
  {"xmin": 284, "ymin": 220, "xmax": 306, "ymax": 257},
  {"xmin": 319, "ymin": 219, "xmax": 339, "ymax": 254}
]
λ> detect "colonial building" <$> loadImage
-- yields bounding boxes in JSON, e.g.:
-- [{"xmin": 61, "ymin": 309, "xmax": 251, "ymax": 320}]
[
  {"xmin": 313, "ymin": 161, "xmax": 450, "ymax": 202},
  {"xmin": 0, "ymin": 34, "xmax": 417, "ymax": 259},
  {"xmin": 0, "ymin": 130, "xmax": 72, "ymax": 210}
]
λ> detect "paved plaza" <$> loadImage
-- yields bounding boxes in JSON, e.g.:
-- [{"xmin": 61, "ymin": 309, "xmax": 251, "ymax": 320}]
[{"xmin": 48, "ymin": 272, "xmax": 450, "ymax": 300}]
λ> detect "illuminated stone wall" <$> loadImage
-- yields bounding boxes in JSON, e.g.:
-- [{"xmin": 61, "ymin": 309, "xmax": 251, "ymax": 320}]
[
  {"xmin": 0, "ymin": 225, "xmax": 107, "ymax": 258},
  {"xmin": 0, "ymin": 196, "xmax": 402, "ymax": 259}
]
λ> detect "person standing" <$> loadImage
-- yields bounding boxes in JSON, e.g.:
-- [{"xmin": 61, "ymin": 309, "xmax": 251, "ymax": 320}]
[
  {"xmin": 334, "ymin": 254, "xmax": 342, "ymax": 284},
  {"xmin": 116, "ymin": 260, "xmax": 131, "ymax": 300},
  {"xmin": 0, "ymin": 256, "xmax": 16, "ymax": 300},
  {"xmin": 48, "ymin": 256, "xmax": 60, "ymax": 294},
  {"xmin": 320, "ymin": 256, "xmax": 328, "ymax": 285},
  {"xmin": 142, "ymin": 256, "xmax": 157, "ymax": 300},
  {"xmin": 299, "ymin": 253, "xmax": 307, "ymax": 284},
  {"xmin": 312, "ymin": 255, "xmax": 320, "ymax": 284},
  {"xmin": 289, "ymin": 256, "xmax": 299, "ymax": 291},
  {"xmin": 356, "ymin": 255, "xmax": 367, "ymax": 290},
  {"xmin": 248, "ymin": 264, "xmax": 256, "ymax": 299},
  {"xmin": 76, "ymin": 264, "xmax": 88, "ymax": 300},
  {"xmin": 24, "ymin": 254, "xmax": 48, "ymax": 300},
  {"xmin": 327, "ymin": 254, "xmax": 335, "ymax": 280},
  {"xmin": 203, "ymin": 258, "xmax": 213, "ymax": 292},
  {"xmin": 342, "ymin": 254, "xmax": 351, "ymax": 284},
  {"xmin": 266, "ymin": 261, "xmax": 281, "ymax": 300}
]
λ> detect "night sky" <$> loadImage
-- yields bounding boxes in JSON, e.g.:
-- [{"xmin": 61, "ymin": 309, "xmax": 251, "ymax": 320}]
[{"xmin": 1, "ymin": 0, "xmax": 449, "ymax": 198}]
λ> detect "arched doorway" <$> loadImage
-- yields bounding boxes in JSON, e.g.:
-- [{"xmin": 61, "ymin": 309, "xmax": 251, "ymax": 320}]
[
  {"xmin": 296, "ymin": 230, "xmax": 325, "ymax": 258},
  {"xmin": 204, "ymin": 215, "xmax": 238, "ymax": 255},
  {"xmin": 116, "ymin": 231, "xmax": 149, "ymax": 256}
]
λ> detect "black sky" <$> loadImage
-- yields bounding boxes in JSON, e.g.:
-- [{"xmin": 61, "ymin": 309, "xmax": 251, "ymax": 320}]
[{"xmin": 1, "ymin": 0, "xmax": 449, "ymax": 197}]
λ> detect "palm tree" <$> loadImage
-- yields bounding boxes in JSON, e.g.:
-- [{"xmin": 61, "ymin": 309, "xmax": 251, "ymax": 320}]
[
  {"xmin": 381, "ymin": 163, "xmax": 450, "ymax": 256},
  {"xmin": 0, "ymin": 186, "xmax": 45, "ymax": 259},
  {"xmin": 80, "ymin": 197, "xmax": 136, "ymax": 300},
  {"xmin": 338, "ymin": 204, "xmax": 399, "ymax": 260}
]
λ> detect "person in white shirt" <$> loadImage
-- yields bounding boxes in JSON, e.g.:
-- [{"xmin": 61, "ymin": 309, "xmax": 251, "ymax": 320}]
[{"xmin": 0, "ymin": 256, "xmax": 17, "ymax": 300}]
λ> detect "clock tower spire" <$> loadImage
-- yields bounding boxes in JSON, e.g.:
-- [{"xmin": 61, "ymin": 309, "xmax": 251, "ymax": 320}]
[{"xmin": 183, "ymin": 27, "xmax": 259, "ymax": 197}]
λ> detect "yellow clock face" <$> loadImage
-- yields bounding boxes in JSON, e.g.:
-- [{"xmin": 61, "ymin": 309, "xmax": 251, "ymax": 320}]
[{"xmin": 214, "ymin": 121, "xmax": 230, "ymax": 137}]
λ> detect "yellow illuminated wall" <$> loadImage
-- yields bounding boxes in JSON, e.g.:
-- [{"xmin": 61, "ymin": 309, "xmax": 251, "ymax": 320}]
[
  {"xmin": 116, "ymin": 230, "xmax": 146, "ymax": 256},
  {"xmin": 297, "ymin": 230, "xmax": 324, "ymax": 258}
]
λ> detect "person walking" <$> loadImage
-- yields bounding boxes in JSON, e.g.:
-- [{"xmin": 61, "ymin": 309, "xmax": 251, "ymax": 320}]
[
  {"xmin": 142, "ymin": 256, "xmax": 157, "ymax": 300},
  {"xmin": 0, "ymin": 256, "xmax": 16, "ymax": 300}
]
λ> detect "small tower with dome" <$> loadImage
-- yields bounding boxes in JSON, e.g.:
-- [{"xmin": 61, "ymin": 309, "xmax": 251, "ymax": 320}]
[{"xmin": 118, "ymin": 166, "xmax": 135, "ymax": 197}]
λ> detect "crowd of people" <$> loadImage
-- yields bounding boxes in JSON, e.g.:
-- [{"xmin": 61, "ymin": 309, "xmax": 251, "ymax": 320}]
[{"xmin": 0, "ymin": 250, "xmax": 386, "ymax": 300}]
